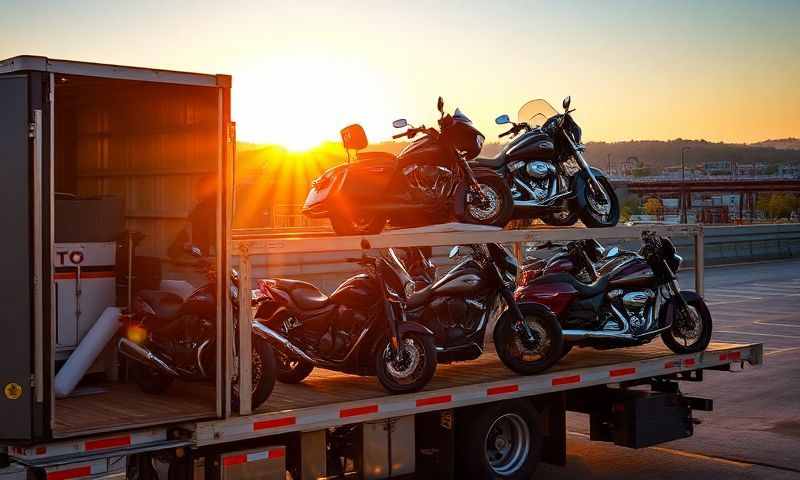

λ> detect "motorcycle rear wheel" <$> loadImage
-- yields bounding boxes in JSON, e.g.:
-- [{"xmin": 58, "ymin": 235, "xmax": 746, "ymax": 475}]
[
  {"xmin": 329, "ymin": 211, "xmax": 387, "ymax": 235},
  {"xmin": 276, "ymin": 352, "xmax": 315, "ymax": 384},
  {"xmin": 541, "ymin": 208, "xmax": 578, "ymax": 226}
]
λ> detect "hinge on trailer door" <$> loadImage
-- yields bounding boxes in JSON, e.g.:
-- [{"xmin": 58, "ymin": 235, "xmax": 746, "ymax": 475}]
[
  {"xmin": 29, "ymin": 123, "xmax": 36, "ymax": 138},
  {"xmin": 29, "ymin": 374, "xmax": 36, "ymax": 387}
]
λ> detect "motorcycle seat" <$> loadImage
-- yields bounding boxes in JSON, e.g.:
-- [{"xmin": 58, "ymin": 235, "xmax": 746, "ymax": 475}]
[
  {"xmin": 530, "ymin": 272, "xmax": 609, "ymax": 298},
  {"xmin": 138, "ymin": 290, "xmax": 184, "ymax": 320},
  {"xmin": 473, "ymin": 152, "xmax": 506, "ymax": 169},
  {"xmin": 273, "ymin": 278, "xmax": 330, "ymax": 310}
]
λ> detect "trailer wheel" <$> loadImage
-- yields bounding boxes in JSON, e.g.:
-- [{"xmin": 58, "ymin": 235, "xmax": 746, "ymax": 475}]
[{"xmin": 461, "ymin": 400, "xmax": 542, "ymax": 479}]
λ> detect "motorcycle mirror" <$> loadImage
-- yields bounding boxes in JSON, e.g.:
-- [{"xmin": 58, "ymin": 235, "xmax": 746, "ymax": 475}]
[
  {"xmin": 562, "ymin": 96, "xmax": 571, "ymax": 110},
  {"xmin": 437, "ymin": 96, "xmax": 444, "ymax": 115},
  {"xmin": 448, "ymin": 245, "xmax": 460, "ymax": 259},
  {"xmin": 606, "ymin": 246, "xmax": 619, "ymax": 258},
  {"xmin": 392, "ymin": 118, "xmax": 408, "ymax": 129},
  {"xmin": 495, "ymin": 114, "xmax": 511, "ymax": 125}
]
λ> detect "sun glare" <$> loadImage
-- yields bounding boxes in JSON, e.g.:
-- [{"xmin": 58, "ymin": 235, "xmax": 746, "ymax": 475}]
[{"xmin": 233, "ymin": 55, "xmax": 395, "ymax": 151}]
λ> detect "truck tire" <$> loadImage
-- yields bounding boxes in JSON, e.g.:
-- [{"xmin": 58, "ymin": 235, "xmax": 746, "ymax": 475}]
[{"xmin": 460, "ymin": 400, "xmax": 543, "ymax": 480}]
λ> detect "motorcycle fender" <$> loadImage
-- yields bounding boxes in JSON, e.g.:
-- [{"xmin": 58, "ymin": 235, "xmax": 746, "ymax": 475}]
[
  {"xmin": 454, "ymin": 166, "xmax": 503, "ymax": 217},
  {"xmin": 398, "ymin": 321, "xmax": 434, "ymax": 338},
  {"xmin": 658, "ymin": 290, "xmax": 707, "ymax": 328},
  {"xmin": 570, "ymin": 167, "xmax": 607, "ymax": 192}
]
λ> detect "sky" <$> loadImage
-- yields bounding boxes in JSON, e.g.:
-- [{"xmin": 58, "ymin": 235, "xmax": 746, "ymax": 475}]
[{"xmin": 2, "ymin": 0, "xmax": 799, "ymax": 149}]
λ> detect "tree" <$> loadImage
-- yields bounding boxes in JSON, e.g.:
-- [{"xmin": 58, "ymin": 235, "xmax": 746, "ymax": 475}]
[{"xmin": 643, "ymin": 198, "xmax": 663, "ymax": 216}]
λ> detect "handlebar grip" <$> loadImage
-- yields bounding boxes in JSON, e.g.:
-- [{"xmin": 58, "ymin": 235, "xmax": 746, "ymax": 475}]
[{"xmin": 392, "ymin": 132, "xmax": 406, "ymax": 140}]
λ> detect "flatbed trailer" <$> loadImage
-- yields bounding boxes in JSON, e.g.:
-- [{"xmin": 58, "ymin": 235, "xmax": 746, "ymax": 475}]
[{"xmin": 0, "ymin": 56, "xmax": 763, "ymax": 480}]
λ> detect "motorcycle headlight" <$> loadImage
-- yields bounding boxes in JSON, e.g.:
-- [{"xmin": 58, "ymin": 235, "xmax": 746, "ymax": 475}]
[{"xmin": 476, "ymin": 134, "xmax": 485, "ymax": 150}]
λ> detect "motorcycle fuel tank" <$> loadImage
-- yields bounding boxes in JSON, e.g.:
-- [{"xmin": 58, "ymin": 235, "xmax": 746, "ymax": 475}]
[
  {"xmin": 609, "ymin": 261, "xmax": 655, "ymax": 288},
  {"xmin": 514, "ymin": 280, "xmax": 577, "ymax": 317},
  {"xmin": 398, "ymin": 136, "xmax": 448, "ymax": 168},
  {"xmin": 329, "ymin": 274, "xmax": 378, "ymax": 308},
  {"xmin": 504, "ymin": 131, "xmax": 554, "ymax": 162}
]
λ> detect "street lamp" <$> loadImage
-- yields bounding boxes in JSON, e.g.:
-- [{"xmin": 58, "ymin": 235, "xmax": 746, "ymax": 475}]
[{"xmin": 681, "ymin": 146, "xmax": 691, "ymax": 223}]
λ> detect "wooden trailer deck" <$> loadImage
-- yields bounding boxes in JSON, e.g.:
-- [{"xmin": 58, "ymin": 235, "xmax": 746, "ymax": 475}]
[{"xmin": 54, "ymin": 341, "xmax": 759, "ymax": 439}]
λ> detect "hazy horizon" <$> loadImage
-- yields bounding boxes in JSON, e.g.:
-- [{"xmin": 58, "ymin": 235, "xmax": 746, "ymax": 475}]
[{"xmin": 3, "ymin": 0, "xmax": 798, "ymax": 149}]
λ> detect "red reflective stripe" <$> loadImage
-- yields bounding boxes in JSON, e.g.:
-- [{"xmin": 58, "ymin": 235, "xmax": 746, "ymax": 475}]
[
  {"xmin": 253, "ymin": 416, "xmax": 296, "ymax": 431},
  {"xmin": 35, "ymin": 446, "xmax": 47, "ymax": 455},
  {"xmin": 487, "ymin": 385, "xmax": 518, "ymax": 396},
  {"xmin": 85, "ymin": 435, "xmax": 131, "ymax": 451},
  {"xmin": 552, "ymin": 375, "xmax": 581, "ymax": 386},
  {"xmin": 684, "ymin": 358, "xmax": 696, "ymax": 366},
  {"xmin": 665, "ymin": 361, "xmax": 679, "ymax": 368},
  {"xmin": 721, "ymin": 351, "xmax": 741, "ymax": 361},
  {"xmin": 223, "ymin": 455, "xmax": 246, "ymax": 467},
  {"xmin": 268, "ymin": 448, "xmax": 286, "ymax": 459},
  {"xmin": 340, "ymin": 405, "xmax": 379, "ymax": 418},
  {"xmin": 47, "ymin": 466, "xmax": 91, "ymax": 480},
  {"xmin": 416, "ymin": 395, "xmax": 452, "ymax": 407},
  {"xmin": 610, "ymin": 367, "xmax": 636, "ymax": 378},
  {"xmin": 54, "ymin": 271, "xmax": 115, "ymax": 280}
]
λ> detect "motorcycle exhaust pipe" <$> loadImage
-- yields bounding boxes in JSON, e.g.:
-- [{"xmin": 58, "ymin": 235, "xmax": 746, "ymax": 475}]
[
  {"xmin": 252, "ymin": 322, "xmax": 318, "ymax": 366},
  {"xmin": 561, "ymin": 326, "xmax": 670, "ymax": 342},
  {"xmin": 118, "ymin": 338, "xmax": 180, "ymax": 377}
]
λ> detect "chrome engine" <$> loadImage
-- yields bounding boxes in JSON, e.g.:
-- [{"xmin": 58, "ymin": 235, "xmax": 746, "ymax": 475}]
[
  {"xmin": 403, "ymin": 164, "xmax": 454, "ymax": 201},
  {"xmin": 621, "ymin": 290, "xmax": 656, "ymax": 332},
  {"xmin": 511, "ymin": 161, "xmax": 556, "ymax": 203}
]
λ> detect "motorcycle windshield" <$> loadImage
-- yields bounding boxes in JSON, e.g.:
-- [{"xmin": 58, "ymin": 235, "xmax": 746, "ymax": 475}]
[
  {"xmin": 517, "ymin": 99, "xmax": 558, "ymax": 127},
  {"xmin": 380, "ymin": 248, "xmax": 416, "ymax": 292}
]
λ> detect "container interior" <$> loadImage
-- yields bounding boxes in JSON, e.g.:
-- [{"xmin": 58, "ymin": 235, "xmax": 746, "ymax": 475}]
[{"xmin": 51, "ymin": 74, "xmax": 220, "ymax": 436}]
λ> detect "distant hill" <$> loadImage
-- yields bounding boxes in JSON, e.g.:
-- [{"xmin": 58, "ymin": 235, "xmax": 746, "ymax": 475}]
[{"xmin": 750, "ymin": 138, "xmax": 800, "ymax": 150}]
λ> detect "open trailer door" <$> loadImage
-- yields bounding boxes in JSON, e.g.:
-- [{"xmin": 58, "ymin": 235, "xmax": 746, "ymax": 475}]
[{"xmin": 0, "ymin": 73, "xmax": 45, "ymax": 441}]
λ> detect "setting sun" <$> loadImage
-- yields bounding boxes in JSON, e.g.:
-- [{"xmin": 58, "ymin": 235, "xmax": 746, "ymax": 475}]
[{"xmin": 233, "ymin": 54, "xmax": 398, "ymax": 150}]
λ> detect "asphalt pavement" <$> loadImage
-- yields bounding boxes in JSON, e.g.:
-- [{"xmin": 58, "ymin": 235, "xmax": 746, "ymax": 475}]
[{"xmin": 539, "ymin": 258, "xmax": 800, "ymax": 479}]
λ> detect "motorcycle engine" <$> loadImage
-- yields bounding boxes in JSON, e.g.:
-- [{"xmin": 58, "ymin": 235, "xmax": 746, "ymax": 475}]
[
  {"xmin": 621, "ymin": 290, "xmax": 656, "ymax": 333},
  {"xmin": 403, "ymin": 164, "xmax": 454, "ymax": 201},
  {"xmin": 512, "ymin": 161, "xmax": 555, "ymax": 202}
]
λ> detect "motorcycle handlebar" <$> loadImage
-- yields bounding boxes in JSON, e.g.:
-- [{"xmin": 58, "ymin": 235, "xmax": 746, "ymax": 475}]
[
  {"xmin": 392, "ymin": 132, "xmax": 406, "ymax": 140},
  {"xmin": 499, "ymin": 128, "xmax": 514, "ymax": 138}
]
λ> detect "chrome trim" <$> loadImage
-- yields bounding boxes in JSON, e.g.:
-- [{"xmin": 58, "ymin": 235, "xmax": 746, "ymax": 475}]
[
  {"xmin": 118, "ymin": 338, "xmax": 180, "ymax": 377},
  {"xmin": 32, "ymin": 109, "xmax": 44, "ymax": 403},
  {"xmin": 430, "ymin": 258, "xmax": 473, "ymax": 290},
  {"xmin": 197, "ymin": 339, "xmax": 213, "ymax": 377}
]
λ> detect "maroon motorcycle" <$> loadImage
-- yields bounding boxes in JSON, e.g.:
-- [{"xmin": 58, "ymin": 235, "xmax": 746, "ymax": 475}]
[{"xmin": 515, "ymin": 231, "xmax": 713, "ymax": 358}]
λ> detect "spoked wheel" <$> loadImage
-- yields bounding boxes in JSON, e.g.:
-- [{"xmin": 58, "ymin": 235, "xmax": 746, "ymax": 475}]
[
  {"xmin": 329, "ymin": 211, "xmax": 387, "ymax": 235},
  {"xmin": 460, "ymin": 172, "xmax": 514, "ymax": 227},
  {"xmin": 661, "ymin": 296, "xmax": 713, "ymax": 354},
  {"xmin": 232, "ymin": 336, "xmax": 277, "ymax": 410},
  {"xmin": 494, "ymin": 308, "xmax": 563, "ymax": 375},
  {"xmin": 276, "ymin": 352, "xmax": 314, "ymax": 384},
  {"xmin": 460, "ymin": 400, "xmax": 543, "ymax": 480},
  {"xmin": 577, "ymin": 176, "xmax": 619, "ymax": 227},
  {"xmin": 375, "ymin": 333, "xmax": 437, "ymax": 393}
]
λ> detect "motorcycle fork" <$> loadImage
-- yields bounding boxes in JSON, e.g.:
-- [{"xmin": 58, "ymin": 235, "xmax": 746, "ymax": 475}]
[
  {"xmin": 565, "ymin": 134, "xmax": 607, "ymax": 200},
  {"xmin": 460, "ymin": 156, "xmax": 488, "ymax": 204},
  {"xmin": 496, "ymin": 264, "xmax": 536, "ymax": 342}
]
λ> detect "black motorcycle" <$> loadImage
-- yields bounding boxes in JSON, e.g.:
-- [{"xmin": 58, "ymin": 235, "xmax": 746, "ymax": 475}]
[
  {"xmin": 515, "ymin": 231, "xmax": 713, "ymax": 358},
  {"xmin": 474, "ymin": 97, "xmax": 619, "ymax": 227},
  {"xmin": 396, "ymin": 244, "xmax": 564, "ymax": 374},
  {"xmin": 119, "ymin": 248, "xmax": 277, "ymax": 410},
  {"xmin": 303, "ymin": 97, "xmax": 513, "ymax": 235},
  {"xmin": 252, "ymin": 241, "xmax": 438, "ymax": 393}
]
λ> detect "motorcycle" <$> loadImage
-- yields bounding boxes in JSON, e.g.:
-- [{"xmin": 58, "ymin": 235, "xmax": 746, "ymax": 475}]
[
  {"xmin": 514, "ymin": 231, "xmax": 713, "ymax": 357},
  {"xmin": 303, "ymin": 97, "xmax": 514, "ymax": 235},
  {"xmin": 252, "ymin": 241, "xmax": 438, "ymax": 394},
  {"xmin": 473, "ymin": 96, "xmax": 619, "ymax": 227},
  {"xmin": 119, "ymin": 247, "xmax": 277, "ymax": 409},
  {"xmin": 397, "ymin": 244, "xmax": 564, "ymax": 374}
]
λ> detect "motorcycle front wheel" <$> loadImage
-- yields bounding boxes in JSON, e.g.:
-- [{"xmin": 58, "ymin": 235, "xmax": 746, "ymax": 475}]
[
  {"xmin": 459, "ymin": 172, "xmax": 514, "ymax": 228},
  {"xmin": 375, "ymin": 333, "xmax": 437, "ymax": 394},
  {"xmin": 576, "ymin": 176, "xmax": 619, "ymax": 228},
  {"xmin": 232, "ymin": 336, "xmax": 277, "ymax": 410},
  {"xmin": 541, "ymin": 208, "xmax": 578, "ymax": 227},
  {"xmin": 661, "ymin": 296, "xmax": 713, "ymax": 354},
  {"xmin": 494, "ymin": 310, "xmax": 563, "ymax": 375},
  {"xmin": 329, "ymin": 210, "xmax": 387, "ymax": 236}
]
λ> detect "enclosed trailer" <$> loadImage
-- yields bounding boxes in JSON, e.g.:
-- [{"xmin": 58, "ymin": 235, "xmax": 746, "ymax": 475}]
[{"xmin": 0, "ymin": 56, "xmax": 233, "ymax": 442}]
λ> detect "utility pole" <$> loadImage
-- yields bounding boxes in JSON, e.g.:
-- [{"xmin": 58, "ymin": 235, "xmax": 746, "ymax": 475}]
[{"xmin": 681, "ymin": 146, "xmax": 691, "ymax": 224}]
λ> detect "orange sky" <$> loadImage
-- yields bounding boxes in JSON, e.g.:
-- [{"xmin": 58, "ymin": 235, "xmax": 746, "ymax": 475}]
[{"xmin": 2, "ymin": 0, "xmax": 798, "ymax": 148}]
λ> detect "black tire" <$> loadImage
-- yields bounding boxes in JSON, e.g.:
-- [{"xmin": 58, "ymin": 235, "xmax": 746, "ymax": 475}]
[
  {"xmin": 541, "ymin": 208, "xmax": 578, "ymax": 226},
  {"xmin": 375, "ymin": 333, "xmax": 437, "ymax": 394},
  {"xmin": 494, "ymin": 307, "xmax": 563, "ymax": 375},
  {"xmin": 661, "ymin": 295, "xmax": 713, "ymax": 354},
  {"xmin": 329, "ymin": 211, "xmax": 386, "ymax": 235},
  {"xmin": 576, "ymin": 175, "xmax": 619, "ymax": 228},
  {"xmin": 459, "ymin": 400, "xmax": 543, "ymax": 480},
  {"xmin": 130, "ymin": 361, "xmax": 174, "ymax": 394},
  {"xmin": 276, "ymin": 352, "xmax": 314, "ymax": 384},
  {"xmin": 232, "ymin": 336, "xmax": 277, "ymax": 410},
  {"xmin": 459, "ymin": 172, "xmax": 514, "ymax": 228}
]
